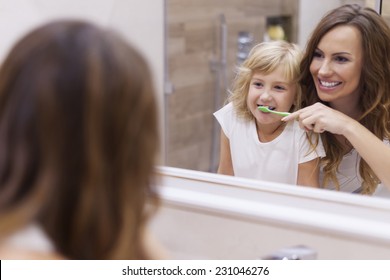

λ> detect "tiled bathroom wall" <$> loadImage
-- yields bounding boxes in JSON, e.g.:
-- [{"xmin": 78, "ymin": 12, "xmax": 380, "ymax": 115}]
[{"xmin": 165, "ymin": 0, "xmax": 299, "ymax": 172}]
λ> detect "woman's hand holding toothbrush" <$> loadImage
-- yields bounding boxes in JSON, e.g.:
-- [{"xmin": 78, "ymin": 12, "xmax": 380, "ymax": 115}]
[{"xmin": 282, "ymin": 102, "xmax": 357, "ymax": 135}]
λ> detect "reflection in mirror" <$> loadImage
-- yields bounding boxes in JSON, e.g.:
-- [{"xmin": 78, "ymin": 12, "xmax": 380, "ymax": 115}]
[
  {"xmin": 381, "ymin": 0, "xmax": 390, "ymax": 21},
  {"xmin": 165, "ymin": 0, "xmax": 297, "ymax": 172},
  {"xmin": 163, "ymin": 0, "xmax": 389, "ymax": 197}
]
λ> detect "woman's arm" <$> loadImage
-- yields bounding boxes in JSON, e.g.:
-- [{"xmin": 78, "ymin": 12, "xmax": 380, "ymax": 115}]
[
  {"xmin": 283, "ymin": 103, "xmax": 390, "ymax": 188},
  {"xmin": 217, "ymin": 130, "xmax": 234, "ymax": 176},
  {"xmin": 342, "ymin": 119, "xmax": 390, "ymax": 188},
  {"xmin": 297, "ymin": 158, "xmax": 321, "ymax": 187}
]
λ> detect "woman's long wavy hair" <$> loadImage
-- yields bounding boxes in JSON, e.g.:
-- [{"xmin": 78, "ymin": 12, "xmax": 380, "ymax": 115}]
[
  {"xmin": 0, "ymin": 20, "xmax": 159, "ymax": 258},
  {"xmin": 300, "ymin": 4, "xmax": 390, "ymax": 194}
]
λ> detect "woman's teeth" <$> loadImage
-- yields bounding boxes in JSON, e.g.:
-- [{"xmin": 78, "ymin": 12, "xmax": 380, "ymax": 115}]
[{"xmin": 319, "ymin": 80, "xmax": 341, "ymax": 88}]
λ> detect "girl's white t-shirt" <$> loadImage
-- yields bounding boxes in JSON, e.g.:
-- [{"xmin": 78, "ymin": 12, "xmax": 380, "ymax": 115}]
[{"xmin": 214, "ymin": 102, "xmax": 325, "ymax": 185}]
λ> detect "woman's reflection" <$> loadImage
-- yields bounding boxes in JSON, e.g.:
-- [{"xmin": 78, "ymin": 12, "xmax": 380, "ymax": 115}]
[{"xmin": 283, "ymin": 4, "xmax": 390, "ymax": 196}]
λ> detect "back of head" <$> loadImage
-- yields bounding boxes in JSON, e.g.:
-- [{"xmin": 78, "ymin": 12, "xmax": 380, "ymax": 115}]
[
  {"xmin": 0, "ymin": 20, "xmax": 159, "ymax": 259},
  {"xmin": 230, "ymin": 40, "xmax": 302, "ymax": 120}
]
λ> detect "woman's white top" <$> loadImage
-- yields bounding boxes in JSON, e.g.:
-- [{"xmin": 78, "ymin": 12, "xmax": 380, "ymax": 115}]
[
  {"xmin": 1, "ymin": 223, "xmax": 54, "ymax": 253},
  {"xmin": 324, "ymin": 141, "xmax": 390, "ymax": 197},
  {"xmin": 320, "ymin": 149, "xmax": 362, "ymax": 193},
  {"xmin": 214, "ymin": 102, "xmax": 325, "ymax": 185}
]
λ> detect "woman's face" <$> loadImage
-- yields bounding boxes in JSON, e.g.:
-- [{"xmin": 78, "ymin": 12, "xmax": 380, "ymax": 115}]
[{"xmin": 310, "ymin": 25, "xmax": 363, "ymax": 110}]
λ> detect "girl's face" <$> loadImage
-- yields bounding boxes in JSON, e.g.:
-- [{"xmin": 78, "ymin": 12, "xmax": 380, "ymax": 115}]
[
  {"xmin": 247, "ymin": 66, "xmax": 296, "ymax": 124},
  {"xmin": 310, "ymin": 25, "xmax": 363, "ymax": 110}
]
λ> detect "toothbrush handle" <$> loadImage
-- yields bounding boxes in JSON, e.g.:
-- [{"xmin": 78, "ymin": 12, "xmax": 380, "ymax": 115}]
[{"xmin": 273, "ymin": 111, "xmax": 290, "ymax": 117}]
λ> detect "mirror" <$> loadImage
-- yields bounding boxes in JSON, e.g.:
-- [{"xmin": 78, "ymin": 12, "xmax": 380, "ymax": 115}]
[
  {"xmin": 163, "ymin": 0, "xmax": 389, "ymax": 197},
  {"xmin": 0, "ymin": 1, "xmax": 387, "ymax": 199}
]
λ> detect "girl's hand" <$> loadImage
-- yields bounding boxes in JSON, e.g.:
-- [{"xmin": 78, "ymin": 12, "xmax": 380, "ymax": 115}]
[{"xmin": 282, "ymin": 102, "xmax": 354, "ymax": 135}]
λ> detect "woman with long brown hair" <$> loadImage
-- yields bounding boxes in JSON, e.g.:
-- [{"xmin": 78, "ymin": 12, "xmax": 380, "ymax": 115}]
[
  {"xmin": 283, "ymin": 4, "xmax": 390, "ymax": 195},
  {"xmin": 0, "ymin": 20, "xmax": 162, "ymax": 259}
]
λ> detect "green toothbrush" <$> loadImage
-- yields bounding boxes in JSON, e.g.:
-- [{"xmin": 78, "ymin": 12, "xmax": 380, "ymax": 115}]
[{"xmin": 258, "ymin": 106, "xmax": 290, "ymax": 117}]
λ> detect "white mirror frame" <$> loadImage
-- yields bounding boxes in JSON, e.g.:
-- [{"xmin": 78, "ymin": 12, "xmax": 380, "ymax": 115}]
[{"xmin": 150, "ymin": 166, "xmax": 390, "ymax": 259}]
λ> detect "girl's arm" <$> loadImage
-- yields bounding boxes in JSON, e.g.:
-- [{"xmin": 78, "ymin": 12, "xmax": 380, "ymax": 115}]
[
  {"xmin": 297, "ymin": 158, "xmax": 321, "ymax": 187},
  {"xmin": 284, "ymin": 102, "xmax": 390, "ymax": 188},
  {"xmin": 217, "ymin": 130, "xmax": 234, "ymax": 176}
]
